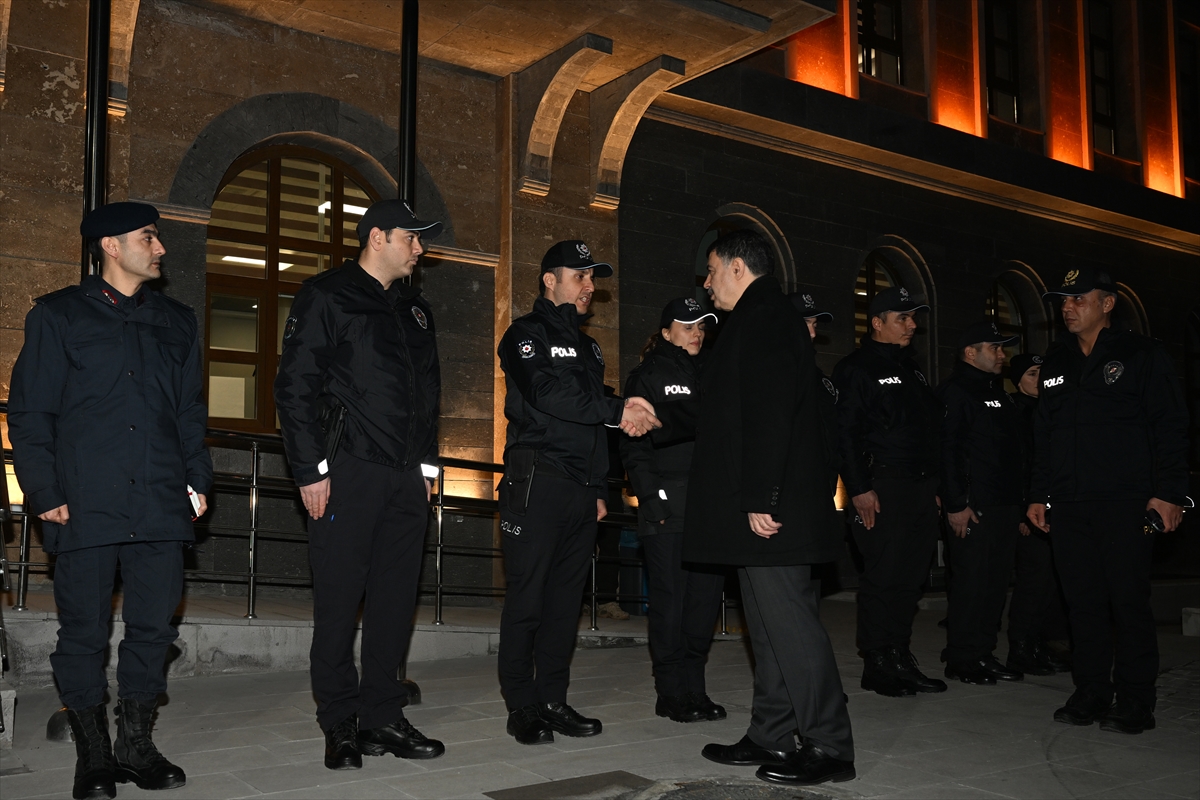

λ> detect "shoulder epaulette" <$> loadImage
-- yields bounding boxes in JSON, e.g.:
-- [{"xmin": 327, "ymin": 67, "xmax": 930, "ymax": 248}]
[{"xmin": 34, "ymin": 284, "xmax": 83, "ymax": 304}]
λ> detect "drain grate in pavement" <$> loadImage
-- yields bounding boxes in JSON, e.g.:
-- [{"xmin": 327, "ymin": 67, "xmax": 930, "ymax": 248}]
[
  {"xmin": 485, "ymin": 770, "xmax": 654, "ymax": 799},
  {"xmin": 619, "ymin": 779, "xmax": 841, "ymax": 800}
]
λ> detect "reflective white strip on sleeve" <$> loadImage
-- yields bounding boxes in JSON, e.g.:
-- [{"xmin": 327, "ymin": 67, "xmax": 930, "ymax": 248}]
[
  {"xmin": 421, "ymin": 463, "xmax": 440, "ymax": 479},
  {"xmin": 317, "ymin": 459, "xmax": 329, "ymax": 475}
]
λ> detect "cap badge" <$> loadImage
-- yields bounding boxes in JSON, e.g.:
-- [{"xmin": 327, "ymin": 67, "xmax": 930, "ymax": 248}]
[
  {"xmin": 899, "ymin": 287, "xmax": 910, "ymax": 301},
  {"xmin": 283, "ymin": 316, "xmax": 297, "ymax": 340},
  {"xmin": 822, "ymin": 377, "xmax": 839, "ymax": 401},
  {"xmin": 403, "ymin": 201, "xmax": 415, "ymax": 216},
  {"xmin": 576, "ymin": 243, "xmax": 591, "ymax": 259},
  {"xmin": 803, "ymin": 294, "xmax": 815, "ymax": 308},
  {"xmin": 1064, "ymin": 269, "xmax": 1079, "ymax": 286},
  {"xmin": 991, "ymin": 323, "xmax": 1000, "ymax": 336},
  {"xmin": 1104, "ymin": 360, "xmax": 1124, "ymax": 385},
  {"xmin": 592, "ymin": 342, "xmax": 604, "ymax": 365},
  {"xmin": 518, "ymin": 340, "xmax": 535, "ymax": 359},
  {"xmin": 411, "ymin": 306, "xmax": 428, "ymax": 329},
  {"xmin": 1032, "ymin": 355, "xmax": 1043, "ymax": 364},
  {"xmin": 685, "ymin": 298, "xmax": 702, "ymax": 312}
]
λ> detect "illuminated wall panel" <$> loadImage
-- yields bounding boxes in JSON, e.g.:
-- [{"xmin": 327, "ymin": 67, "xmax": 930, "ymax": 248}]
[
  {"xmin": 1139, "ymin": 1, "xmax": 1184, "ymax": 196},
  {"xmin": 933, "ymin": 0, "xmax": 982, "ymax": 135},
  {"xmin": 784, "ymin": 0, "xmax": 853, "ymax": 96},
  {"xmin": 1045, "ymin": 0, "xmax": 1090, "ymax": 167}
]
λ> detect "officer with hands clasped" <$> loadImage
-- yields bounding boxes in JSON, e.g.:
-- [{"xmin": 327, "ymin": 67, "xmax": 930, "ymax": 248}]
[
  {"xmin": 621, "ymin": 297, "xmax": 727, "ymax": 725},
  {"xmin": 936, "ymin": 322, "xmax": 1026, "ymax": 686},
  {"xmin": 1028, "ymin": 266, "xmax": 1189, "ymax": 734},
  {"xmin": 9, "ymin": 202, "xmax": 211, "ymax": 800},
  {"xmin": 832, "ymin": 286, "xmax": 947, "ymax": 698},
  {"xmin": 275, "ymin": 199, "xmax": 446, "ymax": 770},
  {"xmin": 497, "ymin": 240, "xmax": 660, "ymax": 745}
]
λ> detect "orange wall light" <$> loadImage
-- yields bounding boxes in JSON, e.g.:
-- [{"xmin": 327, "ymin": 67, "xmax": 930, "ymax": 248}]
[
  {"xmin": 785, "ymin": 0, "xmax": 853, "ymax": 96},
  {"xmin": 1045, "ymin": 0, "xmax": 1090, "ymax": 168},
  {"xmin": 932, "ymin": 0, "xmax": 982, "ymax": 135},
  {"xmin": 1141, "ymin": 1, "xmax": 1184, "ymax": 197}
]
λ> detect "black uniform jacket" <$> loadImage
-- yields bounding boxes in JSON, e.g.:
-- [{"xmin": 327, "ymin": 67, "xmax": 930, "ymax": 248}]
[
  {"xmin": 620, "ymin": 341, "xmax": 702, "ymax": 530},
  {"xmin": 8, "ymin": 276, "xmax": 212, "ymax": 553},
  {"xmin": 499, "ymin": 297, "xmax": 622, "ymax": 492},
  {"xmin": 1010, "ymin": 391, "xmax": 1037, "ymax": 507},
  {"xmin": 275, "ymin": 261, "xmax": 440, "ymax": 487},
  {"xmin": 1031, "ymin": 327, "xmax": 1189, "ymax": 506},
  {"xmin": 935, "ymin": 360, "xmax": 1025, "ymax": 514},
  {"xmin": 832, "ymin": 335, "xmax": 941, "ymax": 497},
  {"xmin": 683, "ymin": 276, "xmax": 842, "ymax": 567}
]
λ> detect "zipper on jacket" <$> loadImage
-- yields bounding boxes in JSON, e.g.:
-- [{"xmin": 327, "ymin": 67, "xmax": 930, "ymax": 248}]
[{"xmin": 395, "ymin": 304, "xmax": 416, "ymax": 470}]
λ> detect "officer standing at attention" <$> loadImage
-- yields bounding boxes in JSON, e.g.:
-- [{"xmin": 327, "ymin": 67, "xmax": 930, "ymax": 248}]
[
  {"xmin": 497, "ymin": 240, "xmax": 660, "ymax": 745},
  {"xmin": 621, "ymin": 297, "xmax": 726, "ymax": 724},
  {"xmin": 936, "ymin": 322, "xmax": 1026, "ymax": 685},
  {"xmin": 9, "ymin": 202, "xmax": 211, "ymax": 800},
  {"xmin": 832, "ymin": 287, "xmax": 947, "ymax": 697},
  {"xmin": 688, "ymin": 232, "xmax": 854, "ymax": 788},
  {"xmin": 1029, "ymin": 266, "xmax": 1189, "ymax": 734},
  {"xmin": 1004, "ymin": 354, "xmax": 1071, "ymax": 676},
  {"xmin": 275, "ymin": 200, "xmax": 446, "ymax": 770}
]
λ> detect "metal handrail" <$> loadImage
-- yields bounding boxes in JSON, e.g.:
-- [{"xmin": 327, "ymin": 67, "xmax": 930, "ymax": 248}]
[{"xmin": 1, "ymin": 416, "xmax": 732, "ymax": 632}]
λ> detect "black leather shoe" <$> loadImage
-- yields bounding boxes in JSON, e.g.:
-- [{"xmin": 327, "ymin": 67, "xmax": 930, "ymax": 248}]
[
  {"xmin": 323, "ymin": 714, "xmax": 362, "ymax": 770},
  {"xmin": 539, "ymin": 702, "xmax": 602, "ymax": 737},
  {"xmin": 701, "ymin": 735, "xmax": 793, "ymax": 766},
  {"xmin": 687, "ymin": 692, "xmax": 727, "ymax": 721},
  {"xmin": 113, "ymin": 698, "xmax": 188, "ymax": 789},
  {"xmin": 756, "ymin": 743, "xmax": 856, "ymax": 786},
  {"xmin": 1006, "ymin": 639, "xmax": 1055, "ymax": 676},
  {"xmin": 656, "ymin": 694, "xmax": 704, "ymax": 723},
  {"xmin": 66, "ymin": 705, "xmax": 117, "ymax": 800},
  {"xmin": 979, "ymin": 656, "xmax": 1023, "ymax": 681},
  {"xmin": 507, "ymin": 705, "xmax": 554, "ymax": 745},
  {"xmin": 860, "ymin": 650, "xmax": 917, "ymax": 697},
  {"xmin": 1054, "ymin": 686, "xmax": 1113, "ymax": 726},
  {"xmin": 1099, "ymin": 696, "xmax": 1156, "ymax": 735},
  {"xmin": 889, "ymin": 647, "xmax": 948, "ymax": 693},
  {"xmin": 1043, "ymin": 641, "xmax": 1073, "ymax": 673},
  {"xmin": 359, "ymin": 717, "xmax": 445, "ymax": 759},
  {"xmin": 945, "ymin": 661, "xmax": 998, "ymax": 685}
]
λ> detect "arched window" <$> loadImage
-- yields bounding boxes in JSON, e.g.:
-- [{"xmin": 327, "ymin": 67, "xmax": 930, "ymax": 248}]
[
  {"xmin": 204, "ymin": 145, "xmax": 381, "ymax": 431},
  {"xmin": 695, "ymin": 204, "xmax": 797, "ymax": 296},
  {"xmin": 853, "ymin": 250, "xmax": 900, "ymax": 339},
  {"xmin": 1113, "ymin": 284, "xmax": 1148, "ymax": 335},
  {"xmin": 986, "ymin": 280, "xmax": 1026, "ymax": 353}
]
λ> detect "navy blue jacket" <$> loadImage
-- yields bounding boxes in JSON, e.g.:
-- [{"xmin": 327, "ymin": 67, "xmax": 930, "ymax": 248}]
[{"xmin": 8, "ymin": 277, "xmax": 212, "ymax": 553}]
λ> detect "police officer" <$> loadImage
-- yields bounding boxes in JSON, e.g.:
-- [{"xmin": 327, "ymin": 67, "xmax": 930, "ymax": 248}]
[
  {"xmin": 832, "ymin": 286, "xmax": 946, "ymax": 697},
  {"xmin": 1004, "ymin": 354, "xmax": 1070, "ymax": 676},
  {"xmin": 1029, "ymin": 266, "xmax": 1189, "ymax": 734},
  {"xmin": 497, "ymin": 240, "xmax": 659, "ymax": 745},
  {"xmin": 790, "ymin": 290, "xmax": 840, "ymax": 468},
  {"xmin": 9, "ymin": 202, "xmax": 211, "ymax": 800},
  {"xmin": 275, "ymin": 200, "xmax": 445, "ymax": 769},
  {"xmin": 936, "ymin": 322, "xmax": 1026, "ymax": 685},
  {"xmin": 621, "ymin": 297, "xmax": 726, "ymax": 724}
]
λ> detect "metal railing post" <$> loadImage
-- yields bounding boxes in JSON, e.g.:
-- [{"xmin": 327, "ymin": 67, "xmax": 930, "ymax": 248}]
[
  {"xmin": 14, "ymin": 513, "xmax": 31, "ymax": 612},
  {"xmin": 589, "ymin": 547, "xmax": 599, "ymax": 632},
  {"xmin": 434, "ymin": 474, "xmax": 444, "ymax": 625},
  {"xmin": 245, "ymin": 441, "xmax": 259, "ymax": 619},
  {"xmin": 720, "ymin": 590, "xmax": 727, "ymax": 635}
]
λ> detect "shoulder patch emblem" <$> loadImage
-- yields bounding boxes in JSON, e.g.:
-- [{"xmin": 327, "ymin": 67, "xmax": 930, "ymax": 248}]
[
  {"xmin": 518, "ymin": 340, "xmax": 535, "ymax": 359},
  {"xmin": 1104, "ymin": 360, "xmax": 1124, "ymax": 384},
  {"xmin": 822, "ymin": 377, "xmax": 839, "ymax": 402},
  {"xmin": 411, "ymin": 306, "xmax": 428, "ymax": 329},
  {"xmin": 592, "ymin": 342, "xmax": 604, "ymax": 365},
  {"xmin": 283, "ymin": 316, "xmax": 298, "ymax": 340}
]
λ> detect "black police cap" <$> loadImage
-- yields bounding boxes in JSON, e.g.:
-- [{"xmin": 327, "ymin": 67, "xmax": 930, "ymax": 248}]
[
  {"xmin": 79, "ymin": 202, "xmax": 159, "ymax": 239},
  {"xmin": 789, "ymin": 290, "xmax": 833, "ymax": 321},
  {"xmin": 868, "ymin": 286, "xmax": 928, "ymax": 318},
  {"xmin": 1008, "ymin": 352, "xmax": 1043, "ymax": 385},
  {"xmin": 659, "ymin": 296, "xmax": 717, "ymax": 329},
  {"xmin": 540, "ymin": 240, "xmax": 613, "ymax": 278},
  {"xmin": 956, "ymin": 320, "xmax": 1019, "ymax": 350},
  {"xmin": 355, "ymin": 199, "xmax": 442, "ymax": 241},
  {"xmin": 1043, "ymin": 266, "xmax": 1118, "ymax": 298}
]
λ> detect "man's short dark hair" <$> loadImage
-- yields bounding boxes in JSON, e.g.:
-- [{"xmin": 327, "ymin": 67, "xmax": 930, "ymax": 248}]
[
  {"xmin": 706, "ymin": 229, "xmax": 774, "ymax": 278},
  {"xmin": 86, "ymin": 233, "xmax": 127, "ymax": 265},
  {"xmin": 539, "ymin": 267, "xmax": 565, "ymax": 296}
]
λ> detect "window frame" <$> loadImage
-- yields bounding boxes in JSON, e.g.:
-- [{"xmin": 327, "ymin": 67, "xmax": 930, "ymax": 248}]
[
  {"xmin": 858, "ymin": 0, "xmax": 905, "ymax": 86},
  {"xmin": 1087, "ymin": 0, "xmax": 1118, "ymax": 155},
  {"xmin": 204, "ymin": 144, "xmax": 382, "ymax": 433},
  {"xmin": 985, "ymin": 0, "xmax": 1022, "ymax": 125}
]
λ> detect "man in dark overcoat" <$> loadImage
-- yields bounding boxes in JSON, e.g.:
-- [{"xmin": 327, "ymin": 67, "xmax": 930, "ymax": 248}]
[
  {"xmin": 9, "ymin": 202, "xmax": 212, "ymax": 800},
  {"xmin": 685, "ymin": 230, "xmax": 854, "ymax": 788}
]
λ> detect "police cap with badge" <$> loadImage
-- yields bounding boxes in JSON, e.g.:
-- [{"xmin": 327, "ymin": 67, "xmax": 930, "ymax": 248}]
[
  {"xmin": 1042, "ymin": 265, "xmax": 1118, "ymax": 298},
  {"xmin": 541, "ymin": 240, "xmax": 613, "ymax": 278},
  {"xmin": 956, "ymin": 320, "xmax": 1018, "ymax": 351},
  {"xmin": 789, "ymin": 290, "xmax": 833, "ymax": 321},
  {"xmin": 660, "ymin": 297, "xmax": 717, "ymax": 329},
  {"xmin": 356, "ymin": 199, "xmax": 443, "ymax": 241},
  {"xmin": 1009, "ymin": 353, "xmax": 1043, "ymax": 385},
  {"xmin": 868, "ymin": 286, "xmax": 929, "ymax": 318}
]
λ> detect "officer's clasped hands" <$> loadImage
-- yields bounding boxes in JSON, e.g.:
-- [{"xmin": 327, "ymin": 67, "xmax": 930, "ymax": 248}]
[{"xmin": 620, "ymin": 396, "xmax": 661, "ymax": 437}]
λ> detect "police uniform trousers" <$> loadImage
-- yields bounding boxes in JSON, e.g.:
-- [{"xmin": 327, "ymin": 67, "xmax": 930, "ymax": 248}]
[
  {"xmin": 851, "ymin": 473, "xmax": 940, "ymax": 653},
  {"xmin": 498, "ymin": 472, "xmax": 597, "ymax": 711},
  {"xmin": 640, "ymin": 517, "xmax": 725, "ymax": 698},
  {"xmin": 1008, "ymin": 527, "xmax": 1070, "ymax": 644},
  {"xmin": 1051, "ymin": 500, "xmax": 1157, "ymax": 706},
  {"xmin": 944, "ymin": 504, "xmax": 1020, "ymax": 663},
  {"xmin": 52, "ymin": 540, "xmax": 184, "ymax": 710},
  {"xmin": 738, "ymin": 564, "xmax": 854, "ymax": 761},
  {"xmin": 307, "ymin": 452, "xmax": 427, "ymax": 732}
]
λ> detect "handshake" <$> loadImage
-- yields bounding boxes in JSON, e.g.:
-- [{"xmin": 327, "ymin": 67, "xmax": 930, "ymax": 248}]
[{"xmin": 620, "ymin": 396, "xmax": 661, "ymax": 437}]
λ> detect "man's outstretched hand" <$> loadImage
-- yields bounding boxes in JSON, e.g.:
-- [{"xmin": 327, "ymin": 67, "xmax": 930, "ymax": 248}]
[{"xmin": 620, "ymin": 396, "xmax": 661, "ymax": 437}]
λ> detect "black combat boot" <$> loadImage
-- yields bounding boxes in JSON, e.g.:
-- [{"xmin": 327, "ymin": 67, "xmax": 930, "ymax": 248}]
[
  {"xmin": 860, "ymin": 649, "xmax": 916, "ymax": 697},
  {"xmin": 1006, "ymin": 637, "xmax": 1055, "ymax": 676},
  {"xmin": 888, "ymin": 646, "xmax": 948, "ymax": 693},
  {"xmin": 113, "ymin": 698, "xmax": 187, "ymax": 790},
  {"xmin": 66, "ymin": 704, "xmax": 117, "ymax": 800}
]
